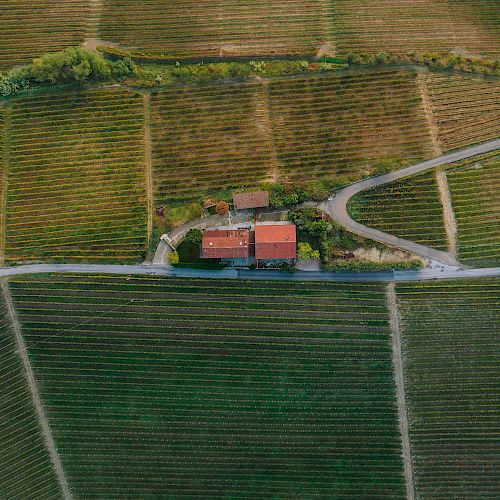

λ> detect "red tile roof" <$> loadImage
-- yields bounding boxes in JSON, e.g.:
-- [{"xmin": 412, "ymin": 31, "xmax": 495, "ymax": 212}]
[
  {"xmin": 255, "ymin": 224, "xmax": 296, "ymax": 260},
  {"xmin": 202, "ymin": 229, "xmax": 250, "ymax": 259},
  {"xmin": 233, "ymin": 191, "xmax": 269, "ymax": 210}
]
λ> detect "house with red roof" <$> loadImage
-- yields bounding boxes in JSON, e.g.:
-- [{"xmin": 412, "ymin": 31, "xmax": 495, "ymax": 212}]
[
  {"xmin": 233, "ymin": 191, "xmax": 269, "ymax": 210},
  {"xmin": 254, "ymin": 223, "xmax": 296, "ymax": 260},
  {"xmin": 202, "ymin": 229, "xmax": 250, "ymax": 259}
]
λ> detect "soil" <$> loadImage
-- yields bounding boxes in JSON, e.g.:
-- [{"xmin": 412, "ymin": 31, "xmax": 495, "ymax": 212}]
[
  {"xmin": 435, "ymin": 169, "xmax": 458, "ymax": 258},
  {"xmin": 142, "ymin": 93, "xmax": 154, "ymax": 248}
]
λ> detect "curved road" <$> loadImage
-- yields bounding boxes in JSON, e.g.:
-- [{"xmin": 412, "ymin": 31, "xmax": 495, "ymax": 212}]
[{"xmin": 325, "ymin": 139, "xmax": 500, "ymax": 267}]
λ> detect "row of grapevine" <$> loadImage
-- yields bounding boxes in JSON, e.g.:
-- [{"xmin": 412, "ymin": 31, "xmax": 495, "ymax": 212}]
[
  {"xmin": 5, "ymin": 88, "xmax": 148, "ymax": 264},
  {"xmin": 0, "ymin": 283, "xmax": 61, "ymax": 498},
  {"xmin": 348, "ymin": 170, "xmax": 448, "ymax": 251},
  {"xmin": 0, "ymin": 109, "xmax": 6, "ymax": 263},
  {"xmin": 9, "ymin": 274, "xmax": 406, "ymax": 498},
  {"xmin": 99, "ymin": 0, "xmax": 334, "ymax": 58},
  {"xmin": 447, "ymin": 154, "xmax": 500, "ymax": 266},
  {"xmin": 423, "ymin": 72, "xmax": 500, "ymax": 152},
  {"xmin": 0, "ymin": 0, "xmax": 89, "ymax": 70},
  {"xmin": 396, "ymin": 279, "xmax": 500, "ymax": 499},
  {"xmin": 334, "ymin": 0, "xmax": 500, "ymax": 56}
]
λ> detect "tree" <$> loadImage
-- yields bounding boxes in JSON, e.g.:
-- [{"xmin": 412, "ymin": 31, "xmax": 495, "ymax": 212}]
[
  {"xmin": 216, "ymin": 200, "xmax": 229, "ymax": 215},
  {"xmin": 297, "ymin": 242, "xmax": 320, "ymax": 260},
  {"xmin": 168, "ymin": 250, "xmax": 179, "ymax": 265}
]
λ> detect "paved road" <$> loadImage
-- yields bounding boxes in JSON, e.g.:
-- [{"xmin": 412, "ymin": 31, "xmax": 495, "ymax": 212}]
[
  {"xmin": 1, "ymin": 264, "xmax": 499, "ymax": 282},
  {"xmin": 325, "ymin": 139, "xmax": 500, "ymax": 267}
]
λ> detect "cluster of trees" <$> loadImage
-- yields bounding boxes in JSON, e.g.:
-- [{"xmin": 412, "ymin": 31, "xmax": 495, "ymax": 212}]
[{"xmin": 0, "ymin": 47, "xmax": 137, "ymax": 97}]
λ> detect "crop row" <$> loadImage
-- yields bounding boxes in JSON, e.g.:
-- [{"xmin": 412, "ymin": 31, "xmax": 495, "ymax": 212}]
[
  {"xmin": 0, "ymin": 284, "xmax": 61, "ymax": 498},
  {"xmin": 447, "ymin": 155, "xmax": 500, "ymax": 267},
  {"xmin": 99, "ymin": 0, "xmax": 334, "ymax": 58},
  {"xmin": 334, "ymin": 0, "xmax": 500, "ymax": 56},
  {"xmin": 0, "ymin": 1, "xmax": 89, "ymax": 70},
  {"xmin": 9, "ymin": 274, "xmax": 405, "ymax": 498},
  {"xmin": 424, "ymin": 72, "xmax": 500, "ymax": 151},
  {"xmin": 5, "ymin": 89, "xmax": 148, "ymax": 264},
  {"xmin": 396, "ymin": 279, "xmax": 500, "ymax": 499},
  {"xmin": 348, "ymin": 170, "xmax": 448, "ymax": 250},
  {"xmin": 0, "ymin": 109, "xmax": 6, "ymax": 263}
]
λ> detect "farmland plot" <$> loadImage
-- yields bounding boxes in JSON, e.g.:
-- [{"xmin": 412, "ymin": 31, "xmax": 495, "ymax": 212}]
[
  {"xmin": 396, "ymin": 279, "xmax": 500, "ymax": 499},
  {"xmin": 9, "ymin": 275, "xmax": 406, "ymax": 498},
  {"xmin": 0, "ymin": 1, "xmax": 89, "ymax": 70},
  {"xmin": 5, "ymin": 89, "xmax": 148, "ymax": 263},
  {"xmin": 268, "ymin": 70, "xmax": 435, "ymax": 182},
  {"xmin": 334, "ymin": 0, "xmax": 500, "ymax": 56},
  {"xmin": 150, "ymin": 83, "xmax": 273, "ymax": 206},
  {"xmin": 0, "ymin": 285, "xmax": 61, "ymax": 498},
  {"xmin": 424, "ymin": 72, "xmax": 500, "ymax": 151},
  {"xmin": 447, "ymin": 155, "xmax": 500, "ymax": 266},
  {"xmin": 0, "ymin": 109, "xmax": 7, "ymax": 263},
  {"xmin": 99, "ymin": 0, "xmax": 334, "ymax": 58},
  {"xmin": 348, "ymin": 170, "xmax": 448, "ymax": 251}
]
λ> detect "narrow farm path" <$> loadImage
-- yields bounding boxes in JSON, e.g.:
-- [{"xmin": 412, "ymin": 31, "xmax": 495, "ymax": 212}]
[
  {"xmin": 1, "ymin": 281, "xmax": 73, "ymax": 500},
  {"xmin": 0, "ymin": 108, "xmax": 10, "ymax": 265},
  {"xmin": 416, "ymin": 69, "xmax": 444, "ymax": 156},
  {"xmin": 436, "ymin": 169, "xmax": 458, "ymax": 258},
  {"xmin": 82, "ymin": 0, "xmax": 104, "ymax": 49},
  {"xmin": 142, "ymin": 93, "xmax": 154, "ymax": 248},
  {"xmin": 327, "ymin": 139, "xmax": 500, "ymax": 267},
  {"xmin": 386, "ymin": 282, "xmax": 415, "ymax": 500}
]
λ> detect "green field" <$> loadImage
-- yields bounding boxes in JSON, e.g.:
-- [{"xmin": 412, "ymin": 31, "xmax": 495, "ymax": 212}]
[
  {"xmin": 447, "ymin": 155, "xmax": 500, "ymax": 266},
  {"xmin": 268, "ymin": 70, "xmax": 435, "ymax": 182},
  {"xmin": 0, "ymin": 1, "xmax": 89, "ymax": 70},
  {"xmin": 5, "ymin": 88, "xmax": 148, "ymax": 263},
  {"xmin": 396, "ymin": 279, "xmax": 500, "ymax": 499},
  {"xmin": 99, "ymin": 0, "xmax": 334, "ymax": 58},
  {"xmin": 9, "ymin": 275, "xmax": 405, "ymax": 498},
  {"xmin": 348, "ymin": 170, "xmax": 448, "ymax": 251},
  {"xmin": 0, "ymin": 283, "xmax": 61, "ymax": 498}
]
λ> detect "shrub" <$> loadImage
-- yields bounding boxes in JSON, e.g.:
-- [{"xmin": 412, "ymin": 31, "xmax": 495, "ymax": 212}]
[
  {"xmin": 216, "ymin": 200, "xmax": 229, "ymax": 215},
  {"xmin": 297, "ymin": 242, "xmax": 320, "ymax": 260},
  {"xmin": 168, "ymin": 250, "xmax": 180, "ymax": 265}
]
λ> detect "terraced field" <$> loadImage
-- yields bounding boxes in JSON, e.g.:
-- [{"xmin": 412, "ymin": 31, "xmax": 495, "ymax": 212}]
[
  {"xmin": 99, "ymin": 0, "xmax": 334, "ymax": 58},
  {"xmin": 0, "ymin": 1, "xmax": 89, "ymax": 70},
  {"xmin": 348, "ymin": 170, "xmax": 447, "ymax": 251},
  {"xmin": 0, "ymin": 284, "xmax": 61, "ymax": 498},
  {"xmin": 9, "ymin": 275, "xmax": 405, "ymax": 498},
  {"xmin": 5, "ymin": 89, "xmax": 148, "ymax": 263},
  {"xmin": 335, "ymin": 0, "xmax": 500, "ymax": 56},
  {"xmin": 424, "ymin": 72, "xmax": 500, "ymax": 152},
  {"xmin": 150, "ymin": 83, "xmax": 273, "ymax": 206},
  {"xmin": 447, "ymin": 155, "xmax": 500, "ymax": 266},
  {"xmin": 396, "ymin": 279, "xmax": 500, "ymax": 499},
  {"xmin": 268, "ymin": 70, "xmax": 435, "ymax": 182}
]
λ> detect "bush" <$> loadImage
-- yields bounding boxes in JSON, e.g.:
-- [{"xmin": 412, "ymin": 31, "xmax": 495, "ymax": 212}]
[
  {"xmin": 168, "ymin": 250, "xmax": 180, "ymax": 265},
  {"xmin": 216, "ymin": 200, "xmax": 229, "ymax": 215},
  {"xmin": 0, "ymin": 66, "xmax": 32, "ymax": 96},
  {"xmin": 297, "ymin": 242, "xmax": 320, "ymax": 260}
]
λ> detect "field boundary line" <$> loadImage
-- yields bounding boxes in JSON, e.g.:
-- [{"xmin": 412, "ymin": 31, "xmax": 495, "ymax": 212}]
[
  {"xmin": 259, "ymin": 82, "xmax": 280, "ymax": 182},
  {"xmin": 416, "ymin": 70, "xmax": 443, "ymax": 157},
  {"xmin": 142, "ymin": 93, "xmax": 154, "ymax": 248},
  {"xmin": 386, "ymin": 282, "xmax": 415, "ymax": 500},
  {"xmin": 1, "ymin": 280, "xmax": 73, "ymax": 500},
  {"xmin": 0, "ymin": 108, "xmax": 11, "ymax": 266},
  {"xmin": 435, "ymin": 169, "xmax": 458, "ymax": 258},
  {"xmin": 83, "ymin": 0, "xmax": 104, "ymax": 45}
]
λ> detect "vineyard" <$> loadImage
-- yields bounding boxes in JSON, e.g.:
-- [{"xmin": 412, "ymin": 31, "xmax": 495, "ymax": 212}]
[
  {"xmin": 9, "ymin": 274, "xmax": 405, "ymax": 498},
  {"xmin": 348, "ymin": 170, "xmax": 448, "ymax": 251},
  {"xmin": 334, "ymin": 0, "xmax": 500, "ymax": 56},
  {"xmin": 5, "ymin": 88, "xmax": 148, "ymax": 264},
  {"xmin": 267, "ymin": 70, "xmax": 435, "ymax": 182},
  {"xmin": 0, "ymin": 1, "xmax": 89, "ymax": 70},
  {"xmin": 447, "ymin": 155, "xmax": 500, "ymax": 266},
  {"xmin": 396, "ymin": 279, "xmax": 500, "ymax": 499},
  {"xmin": 0, "ymin": 284, "xmax": 61, "ymax": 498},
  {"xmin": 0, "ymin": 109, "xmax": 7, "ymax": 263},
  {"xmin": 99, "ymin": 0, "xmax": 333, "ymax": 58},
  {"xmin": 424, "ymin": 72, "xmax": 500, "ymax": 151},
  {"xmin": 150, "ymin": 84, "xmax": 273, "ymax": 208}
]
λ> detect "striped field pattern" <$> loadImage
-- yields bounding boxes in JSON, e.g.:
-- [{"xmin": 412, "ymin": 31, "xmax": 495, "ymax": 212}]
[
  {"xmin": 0, "ymin": 0, "xmax": 89, "ymax": 70},
  {"xmin": 397, "ymin": 279, "xmax": 500, "ymax": 499},
  {"xmin": 0, "ymin": 285, "xmax": 61, "ymax": 498},
  {"xmin": 348, "ymin": 171, "xmax": 448, "ymax": 251},
  {"xmin": 9, "ymin": 275, "xmax": 406, "ymax": 498},
  {"xmin": 5, "ymin": 88, "xmax": 148, "ymax": 263},
  {"xmin": 424, "ymin": 72, "xmax": 500, "ymax": 152},
  {"xmin": 334, "ymin": 0, "xmax": 500, "ymax": 56},
  {"xmin": 0, "ymin": 109, "xmax": 7, "ymax": 263},
  {"xmin": 99, "ymin": 0, "xmax": 334, "ymax": 58},
  {"xmin": 447, "ymin": 155, "xmax": 500, "ymax": 266}
]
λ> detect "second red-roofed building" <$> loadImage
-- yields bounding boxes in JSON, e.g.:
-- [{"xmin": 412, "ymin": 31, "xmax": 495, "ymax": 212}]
[{"xmin": 255, "ymin": 223, "xmax": 296, "ymax": 260}]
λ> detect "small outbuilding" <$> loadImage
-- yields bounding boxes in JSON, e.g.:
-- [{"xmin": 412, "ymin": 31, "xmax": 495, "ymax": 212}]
[
  {"xmin": 202, "ymin": 229, "xmax": 250, "ymax": 259},
  {"xmin": 233, "ymin": 191, "xmax": 269, "ymax": 210},
  {"xmin": 255, "ymin": 223, "xmax": 296, "ymax": 260}
]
